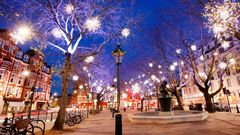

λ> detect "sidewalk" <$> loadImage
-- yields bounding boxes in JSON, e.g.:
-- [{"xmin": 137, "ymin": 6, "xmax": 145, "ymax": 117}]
[{"xmin": 38, "ymin": 110, "xmax": 240, "ymax": 135}]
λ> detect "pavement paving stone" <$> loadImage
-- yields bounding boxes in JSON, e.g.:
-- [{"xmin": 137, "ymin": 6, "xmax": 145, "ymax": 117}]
[{"xmin": 37, "ymin": 110, "xmax": 240, "ymax": 135}]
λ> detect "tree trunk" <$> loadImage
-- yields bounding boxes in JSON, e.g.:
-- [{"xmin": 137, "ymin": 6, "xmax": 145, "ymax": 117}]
[
  {"xmin": 52, "ymin": 53, "xmax": 71, "ymax": 130},
  {"xmin": 204, "ymin": 93, "xmax": 215, "ymax": 113},
  {"xmin": 140, "ymin": 98, "xmax": 144, "ymax": 112},
  {"xmin": 96, "ymin": 99, "xmax": 100, "ymax": 112},
  {"xmin": 173, "ymin": 89, "xmax": 184, "ymax": 110}
]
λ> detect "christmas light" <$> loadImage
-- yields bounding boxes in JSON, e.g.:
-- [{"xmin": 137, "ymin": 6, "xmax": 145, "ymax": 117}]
[
  {"xmin": 85, "ymin": 17, "xmax": 101, "ymax": 32},
  {"xmin": 65, "ymin": 4, "xmax": 74, "ymax": 14},
  {"xmin": 121, "ymin": 28, "xmax": 130, "ymax": 38}
]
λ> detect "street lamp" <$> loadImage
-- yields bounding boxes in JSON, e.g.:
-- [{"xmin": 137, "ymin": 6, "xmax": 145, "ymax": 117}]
[
  {"xmin": 27, "ymin": 62, "xmax": 41, "ymax": 118},
  {"xmin": 112, "ymin": 43, "xmax": 125, "ymax": 112}
]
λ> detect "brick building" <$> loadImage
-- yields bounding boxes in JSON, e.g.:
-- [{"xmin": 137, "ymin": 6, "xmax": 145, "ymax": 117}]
[{"xmin": 0, "ymin": 29, "xmax": 52, "ymax": 114}]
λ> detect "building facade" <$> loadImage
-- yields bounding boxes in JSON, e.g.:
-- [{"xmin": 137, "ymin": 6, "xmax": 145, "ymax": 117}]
[
  {"xmin": 181, "ymin": 37, "xmax": 240, "ymax": 108},
  {"xmin": 0, "ymin": 29, "xmax": 52, "ymax": 114}
]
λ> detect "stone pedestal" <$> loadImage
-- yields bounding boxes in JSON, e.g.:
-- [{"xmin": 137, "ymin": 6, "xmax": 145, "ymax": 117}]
[{"xmin": 159, "ymin": 97, "xmax": 172, "ymax": 112}]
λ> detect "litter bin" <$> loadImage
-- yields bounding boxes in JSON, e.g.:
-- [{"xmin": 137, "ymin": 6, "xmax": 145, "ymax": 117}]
[{"xmin": 195, "ymin": 104, "xmax": 203, "ymax": 111}]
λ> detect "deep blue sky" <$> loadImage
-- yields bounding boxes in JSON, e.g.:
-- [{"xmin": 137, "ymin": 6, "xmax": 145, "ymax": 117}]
[{"xmin": 0, "ymin": 0, "xmax": 203, "ymax": 95}]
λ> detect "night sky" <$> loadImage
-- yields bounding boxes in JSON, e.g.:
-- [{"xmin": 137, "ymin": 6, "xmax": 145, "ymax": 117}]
[{"xmin": 0, "ymin": 0, "xmax": 205, "ymax": 95}]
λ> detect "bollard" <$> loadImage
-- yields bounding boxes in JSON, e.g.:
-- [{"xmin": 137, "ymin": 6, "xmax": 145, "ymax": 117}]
[
  {"xmin": 115, "ymin": 113, "xmax": 122, "ymax": 135},
  {"xmin": 37, "ymin": 110, "xmax": 40, "ymax": 124},
  {"xmin": 50, "ymin": 112, "xmax": 53, "ymax": 121},
  {"xmin": 236, "ymin": 105, "xmax": 240, "ymax": 113},
  {"xmin": 45, "ymin": 111, "xmax": 48, "ymax": 121},
  {"xmin": 112, "ymin": 108, "xmax": 114, "ymax": 118}
]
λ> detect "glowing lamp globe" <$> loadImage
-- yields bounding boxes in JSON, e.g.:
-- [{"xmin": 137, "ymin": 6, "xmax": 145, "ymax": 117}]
[{"xmin": 112, "ymin": 43, "xmax": 126, "ymax": 65}]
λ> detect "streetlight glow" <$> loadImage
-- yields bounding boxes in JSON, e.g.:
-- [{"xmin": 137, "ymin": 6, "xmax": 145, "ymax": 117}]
[{"xmin": 12, "ymin": 25, "xmax": 33, "ymax": 44}]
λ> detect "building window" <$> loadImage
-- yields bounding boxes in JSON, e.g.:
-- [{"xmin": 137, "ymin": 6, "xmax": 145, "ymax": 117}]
[
  {"xmin": 225, "ymin": 67, "xmax": 231, "ymax": 76},
  {"xmin": 9, "ymin": 74, "xmax": 15, "ymax": 83},
  {"xmin": 13, "ymin": 61, "xmax": 19, "ymax": 70},
  {"xmin": 0, "ymin": 39, "xmax": 4, "ymax": 48},
  {"xmin": 237, "ymin": 76, "xmax": 240, "ymax": 85},
  {"xmin": 218, "ymin": 47, "xmax": 224, "ymax": 54},
  {"xmin": 23, "ymin": 55, "xmax": 29, "ymax": 62},
  {"xmin": 217, "ymin": 71, "xmax": 221, "ymax": 78},
  {"xmin": 18, "ymin": 77, "xmax": 23, "ymax": 85},
  {"xmin": 6, "ymin": 87, "xmax": 22, "ymax": 98},
  {"xmin": 0, "ymin": 70, "xmax": 5, "ymax": 80},
  {"xmin": 226, "ymin": 79, "xmax": 231, "ymax": 87},
  {"xmin": 16, "ymin": 51, "xmax": 23, "ymax": 59},
  {"xmin": 6, "ymin": 87, "xmax": 12, "ymax": 97},
  {"xmin": 9, "ymin": 46, "xmax": 14, "ymax": 53},
  {"xmin": 236, "ymin": 64, "xmax": 240, "ymax": 74}
]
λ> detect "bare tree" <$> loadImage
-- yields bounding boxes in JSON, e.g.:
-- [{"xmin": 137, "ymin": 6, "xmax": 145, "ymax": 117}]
[{"xmin": 2, "ymin": 0, "xmax": 139, "ymax": 130}]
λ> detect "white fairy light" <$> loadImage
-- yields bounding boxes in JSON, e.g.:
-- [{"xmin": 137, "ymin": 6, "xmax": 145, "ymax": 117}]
[
  {"xmin": 219, "ymin": 62, "xmax": 227, "ymax": 69},
  {"xmin": 121, "ymin": 28, "xmax": 130, "ymax": 38},
  {"xmin": 229, "ymin": 58, "xmax": 236, "ymax": 65},
  {"xmin": 151, "ymin": 75, "xmax": 157, "ymax": 80},
  {"xmin": 173, "ymin": 62, "xmax": 178, "ymax": 66},
  {"xmin": 200, "ymin": 55, "xmax": 204, "ymax": 61},
  {"xmin": 176, "ymin": 49, "xmax": 182, "ymax": 54},
  {"xmin": 65, "ymin": 4, "xmax": 74, "ymax": 14},
  {"xmin": 79, "ymin": 85, "xmax": 84, "ymax": 89},
  {"xmin": 180, "ymin": 61, "xmax": 185, "ymax": 66},
  {"xmin": 83, "ymin": 66, "xmax": 87, "ymax": 71},
  {"xmin": 159, "ymin": 71, "xmax": 163, "ymax": 74},
  {"xmin": 221, "ymin": 41, "xmax": 230, "ymax": 49},
  {"xmin": 85, "ymin": 56, "xmax": 94, "ymax": 63},
  {"xmin": 184, "ymin": 74, "xmax": 189, "ymax": 79},
  {"xmin": 51, "ymin": 28, "xmax": 62, "ymax": 38},
  {"xmin": 114, "ymin": 78, "xmax": 117, "ymax": 82},
  {"xmin": 149, "ymin": 63, "xmax": 153, "ymax": 68},
  {"xmin": 72, "ymin": 75, "xmax": 79, "ymax": 81},
  {"xmin": 191, "ymin": 45, "xmax": 197, "ymax": 51},
  {"xmin": 96, "ymin": 86, "xmax": 102, "ymax": 92},
  {"xmin": 203, "ymin": 1, "xmax": 240, "ymax": 37},
  {"xmin": 85, "ymin": 17, "xmax": 101, "ymax": 32},
  {"xmin": 122, "ymin": 93, "xmax": 127, "ymax": 98},
  {"xmin": 170, "ymin": 65, "xmax": 175, "ymax": 71},
  {"xmin": 220, "ymin": 10, "xmax": 230, "ymax": 20}
]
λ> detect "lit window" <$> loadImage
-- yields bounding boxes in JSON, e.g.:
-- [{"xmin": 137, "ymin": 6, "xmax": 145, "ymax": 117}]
[
  {"xmin": 0, "ymin": 39, "xmax": 4, "ymax": 48},
  {"xmin": 9, "ymin": 46, "xmax": 14, "ymax": 53},
  {"xmin": 23, "ymin": 55, "xmax": 29, "ymax": 62},
  {"xmin": 225, "ymin": 67, "xmax": 231, "ymax": 76},
  {"xmin": 226, "ymin": 79, "xmax": 231, "ymax": 87},
  {"xmin": 0, "ymin": 70, "xmax": 5, "ymax": 80},
  {"xmin": 237, "ymin": 76, "xmax": 240, "ymax": 85},
  {"xmin": 9, "ymin": 74, "xmax": 15, "ymax": 83}
]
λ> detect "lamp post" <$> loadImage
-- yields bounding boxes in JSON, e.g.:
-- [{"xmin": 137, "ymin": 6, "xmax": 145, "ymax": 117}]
[
  {"xmin": 112, "ymin": 43, "xmax": 125, "ymax": 112},
  {"xmin": 27, "ymin": 62, "xmax": 41, "ymax": 118}
]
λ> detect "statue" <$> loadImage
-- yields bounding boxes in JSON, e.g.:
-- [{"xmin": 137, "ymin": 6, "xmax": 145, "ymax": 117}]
[
  {"xmin": 159, "ymin": 81, "xmax": 169, "ymax": 98},
  {"xmin": 159, "ymin": 81, "xmax": 172, "ymax": 112}
]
